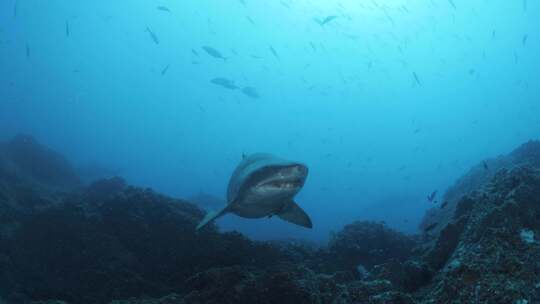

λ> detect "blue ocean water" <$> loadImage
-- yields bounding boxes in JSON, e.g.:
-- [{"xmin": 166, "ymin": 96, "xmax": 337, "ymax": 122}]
[{"xmin": 0, "ymin": 0, "xmax": 538, "ymax": 242}]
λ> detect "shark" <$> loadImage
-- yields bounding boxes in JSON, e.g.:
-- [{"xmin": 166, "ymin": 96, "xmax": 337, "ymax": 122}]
[{"xmin": 196, "ymin": 153, "xmax": 312, "ymax": 230}]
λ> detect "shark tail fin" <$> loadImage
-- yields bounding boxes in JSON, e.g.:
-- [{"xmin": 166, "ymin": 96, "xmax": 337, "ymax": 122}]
[
  {"xmin": 196, "ymin": 205, "xmax": 228, "ymax": 230},
  {"xmin": 277, "ymin": 201, "xmax": 312, "ymax": 228}
]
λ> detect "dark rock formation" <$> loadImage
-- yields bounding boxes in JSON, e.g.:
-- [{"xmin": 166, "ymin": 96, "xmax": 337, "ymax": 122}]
[
  {"xmin": 0, "ymin": 134, "xmax": 81, "ymax": 191},
  {"xmin": 188, "ymin": 191, "xmax": 226, "ymax": 211},
  {"xmin": 417, "ymin": 165, "xmax": 540, "ymax": 303},
  {"xmin": 0, "ymin": 182, "xmax": 300, "ymax": 303},
  {"xmin": 325, "ymin": 221, "xmax": 417, "ymax": 273},
  {"xmin": 420, "ymin": 140, "xmax": 540, "ymax": 237},
  {"xmin": 1, "ymin": 135, "xmax": 540, "ymax": 304}
]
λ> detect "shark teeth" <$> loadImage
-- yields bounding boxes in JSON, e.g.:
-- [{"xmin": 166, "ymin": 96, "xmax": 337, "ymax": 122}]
[{"xmin": 265, "ymin": 181, "xmax": 300, "ymax": 189}]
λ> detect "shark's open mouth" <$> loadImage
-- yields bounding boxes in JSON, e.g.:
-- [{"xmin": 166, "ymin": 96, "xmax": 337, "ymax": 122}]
[{"xmin": 264, "ymin": 180, "xmax": 302, "ymax": 189}]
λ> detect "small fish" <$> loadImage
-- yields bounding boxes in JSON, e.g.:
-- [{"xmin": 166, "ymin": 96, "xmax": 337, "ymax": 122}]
[
  {"xmin": 65, "ymin": 21, "xmax": 70, "ymax": 37},
  {"xmin": 383, "ymin": 11, "xmax": 395, "ymax": 26},
  {"xmin": 448, "ymin": 0, "xmax": 457, "ymax": 9},
  {"xmin": 211, "ymin": 77, "xmax": 238, "ymax": 90},
  {"xmin": 191, "ymin": 49, "xmax": 199, "ymax": 56},
  {"xmin": 13, "ymin": 1, "xmax": 18, "ymax": 18},
  {"xmin": 491, "ymin": 30, "xmax": 496, "ymax": 40},
  {"xmin": 238, "ymin": 0, "xmax": 246, "ymax": 7},
  {"xmin": 522, "ymin": 34, "xmax": 528, "ymax": 46},
  {"xmin": 25, "ymin": 44, "xmax": 30, "ymax": 59},
  {"xmin": 246, "ymin": 16, "xmax": 255, "ymax": 25},
  {"xmin": 413, "ymin": 72, "xmax": 422, "ymax": 86},
  {"xmin": 280, "ymin": 1, "xmax": 290, "ymax": 8},
  {"xmin": 157, "ymin": 6, "xmax": 171, "ymax": 12},
  {"xmin": 161, "ymin": 64, "xmax": 170, "ymax": 76},
  {"xmin": 241, "ymin": 86, "xmax": 259, "ymax": 99},
  {"xmin": 309, "ymin": 41, "xmax": 316, "ymax": 51},
  {"xmin": 424, "ymin": 222, "xmax": 437, "ymax": 232},
  {"xmin": 202, "ymin": 46, "xmax": 227, "ymax": 61},
  {"xmin": 269, "ymin": 46, "xmax": 279, "ymax": 59},
  {"xmin": 483, "ymin": 161, "xmax": 489, "ymax": 171},
  {"xmin": 314, "ymin": 15, "xmax": 338, "ymax": 26},
  {"xmin": 427, "ymin": 190, "xmax": 437, "ymax": 202},
  {"xmin": 146, "ymin": 27, "xmax": 159, "ymax": 44}
]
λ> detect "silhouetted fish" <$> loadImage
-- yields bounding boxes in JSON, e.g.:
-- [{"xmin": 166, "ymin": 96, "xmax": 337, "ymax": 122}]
[
  {"xmin": 211, "ymin": 77, "xmax": 238, "ymax": 89},
  {"xmin": 314, "ymin": 15, "xmax": 338, "ymax": 26},
  {"xmin": 241, "ymin": 86, "xmax": 259, "ymax": 99},
  {"xmin": 25, "ymin": 44, "xmax": 30, "ymax": 59},
  {"xmin": 65, "ymin": 21, "xmax": 70, "ymax": 37},
  {"xmin": 483, "ymin": 161, "xmax": 489, "ymax": 171},
  {"xmin": 427, "ymin": 190, "xmax": 437, "ymax": 202},
  {"xmin": 523, "ymin": 34, "xmax": 528, "ymax": 46},
  {"xmin": 13, "ymin": 1, "xmax": 18, "ymax": 18},
  {"xmin": 191, "ymin": 49, "xmax": 199, "ymax": 56},
  {"xmin": 202, "ymin": 46, "xmax": 226, "ymax": 60},
  {"xmin": 146, "ymin": 27, "xmax": 159, "ymax": 44},
  {"xmin": 161, "ymin": 64, "xmax": 170, "ymax": 76},
  {"xmin": 246, "ymin": 16, "xmax": 255, "ymax": 25},
  {"xmin": 424, "ymin": 222, "xmax": 437, "ymax": 232},
  {"xmin": 448, "ymin": 0, "xmax": 457, "ymax": 9},
  {"xmin": 413, "ymin": 72, "xmax": 422, "ymax": 86},
  {"xmin": 157, "ymin": 6, "xmax": 171, "ymax": 12},
  {"xmin": 269, "ymin": 46, "xmax": 279, "ymax": 59}
]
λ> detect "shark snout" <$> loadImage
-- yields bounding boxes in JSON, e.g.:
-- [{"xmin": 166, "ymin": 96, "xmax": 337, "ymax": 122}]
[{"xmin": 286, "ymin": 164, "xmax": 308, "ymax": 182}]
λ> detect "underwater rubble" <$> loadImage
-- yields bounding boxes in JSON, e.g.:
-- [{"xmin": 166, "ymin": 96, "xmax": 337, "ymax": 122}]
[{"xmin": 1, "ymin": 135, "xmax": 540, "ymax": 303}]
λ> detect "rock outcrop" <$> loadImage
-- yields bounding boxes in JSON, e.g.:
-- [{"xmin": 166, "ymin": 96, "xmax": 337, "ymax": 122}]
[{"xmin": 1, "ymin": 135, "xmax": 540, "ymax": 303}]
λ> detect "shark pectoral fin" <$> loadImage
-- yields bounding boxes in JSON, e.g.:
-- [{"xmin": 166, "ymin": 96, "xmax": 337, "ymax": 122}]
[
  {"xmin": 196, "ymin": 205, "xmax": 228, "ymax": 230},
  {"xmin": 277, "ymin": 201, "xmax": 312, "ymax": 229}
]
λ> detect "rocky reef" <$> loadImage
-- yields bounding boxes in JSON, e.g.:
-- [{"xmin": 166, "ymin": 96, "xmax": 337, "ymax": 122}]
[{"xmin": 1, "ymin": 135, "xmax": 540, "ymax": 303}]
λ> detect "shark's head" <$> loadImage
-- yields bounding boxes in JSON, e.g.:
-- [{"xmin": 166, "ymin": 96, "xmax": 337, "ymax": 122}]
[{"xmin": 247, "ymin": 163, "xmax": 308, "ymax": 201}]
